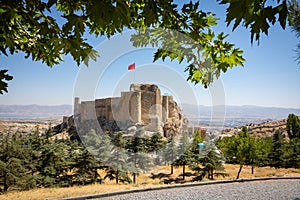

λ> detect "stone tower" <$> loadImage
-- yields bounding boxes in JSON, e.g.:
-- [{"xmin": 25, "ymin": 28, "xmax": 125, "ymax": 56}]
[{"xmin": 73, "ymin": 83, "xmax": 188, "ymax": 136}]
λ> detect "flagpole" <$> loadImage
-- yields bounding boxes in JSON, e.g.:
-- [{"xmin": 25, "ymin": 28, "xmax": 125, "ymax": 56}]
[
  {"xmin": 128, "ymin": 63, "xmax": 136, "ymax": 85},
  {"xmin": 134, "ymin": 65, "xmax": 136, "ymax": 84}
]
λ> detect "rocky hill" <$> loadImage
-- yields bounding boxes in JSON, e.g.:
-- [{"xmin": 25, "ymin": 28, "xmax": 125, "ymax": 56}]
[{"xmin": 220, "ymin": 118, "xmax": 289, "ymax": 138}]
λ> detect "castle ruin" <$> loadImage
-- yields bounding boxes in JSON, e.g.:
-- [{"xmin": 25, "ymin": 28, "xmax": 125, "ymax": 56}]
[{"xmin": 74, "ymin": 84, "xmax": 188, "ymax": 137}]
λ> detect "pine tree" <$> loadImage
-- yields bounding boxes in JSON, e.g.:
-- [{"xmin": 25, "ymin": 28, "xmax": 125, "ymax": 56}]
[
  {"xmin": 147, "ymin": 132, "xmax": 166, "ymax": 153},
  {"xmin": 127, "ymin": 130, "xmax": 153, "ymax": 184},
  {"xmin": 0, "ymin": 132, "xmax": 32, "ymax": 191},
  {"xmin": 199, "ymin": 150, "xmax": 225, "ymax": 180},
  {"xmin": 82, "ymin": 129, "xmax": 112, "ymax": 165},
  {"xmin": 173, "ymin": 133, "xmax": 192, "ymax": 180},
  {"xmin": 146, "ymin": 132, "xmax": 166, "ymax": 165},
  {"xmin": 23, "ymin": 130, "xmax": 48, "ymax": 188},
  {"xmin": 105, "ymin": 132, "xmax": 131, "ymax": 184},
  {"xmin": 282, "ymin": 138, "xmax": 300, "ymax": 168},
  {"xmin": 268, "ymin": 130, "xmax": 285, "ymax": 168},
  {"xmin": 196, "ymin": 137, "xmax": 225, "ymax": 180},
  {"xmin": 72, "ymin": 145, "xmax": 101, "ymax": 185},
  {"xmin": 173, "ymin": 151, "xmax": 194, "ymax": 180},
  {"xmin": 37, "ymin": 139, "xmax": 73, "ymax": 187},
  {"xmin": 255, "ymin": 137, "xmax": 273, "ymax": 167},
  {"xmin": 26, "ymin": 130, "xmax": 45, "ymax": 176},
  {"xmin": 80, "ymin": 129, "xmax": 117, "ymax": 184},
  {"xmin": 95, "ymin": 133, "xmax": 114, "ymax": 165},
  {"xmin": 178, "ymin": 133, "xmax": 190, "ymax": 155},
  {"xmin": 163, "ymin": 135, "xmax": 178, "ymax": 174}
]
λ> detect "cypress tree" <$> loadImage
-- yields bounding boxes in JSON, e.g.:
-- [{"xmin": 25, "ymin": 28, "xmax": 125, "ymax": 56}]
[{"xmin": 286, "ymin": 114, "xmax": 300, "ymax": 139}]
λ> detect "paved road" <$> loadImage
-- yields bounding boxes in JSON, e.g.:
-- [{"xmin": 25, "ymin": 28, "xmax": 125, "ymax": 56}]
[{"xmin": 92, "ymin": 179, "xmax": 300, "ymax": 200}]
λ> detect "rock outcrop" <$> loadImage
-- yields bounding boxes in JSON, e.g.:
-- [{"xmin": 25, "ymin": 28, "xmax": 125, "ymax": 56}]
[{"xmin": 220, "ymin": 118, "xmax": 289, "ymax": 138}]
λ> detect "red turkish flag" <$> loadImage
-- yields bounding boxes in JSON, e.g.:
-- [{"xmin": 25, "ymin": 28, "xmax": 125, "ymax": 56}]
[{"xmin": 128, "ymin": 63, "xmax": 135, "ymax": 70}]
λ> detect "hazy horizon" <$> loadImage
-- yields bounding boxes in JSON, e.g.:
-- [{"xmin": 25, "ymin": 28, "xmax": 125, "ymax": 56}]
[{"xmin": 1, "ymin": 103, "xmax": 300, "ymax": 110}]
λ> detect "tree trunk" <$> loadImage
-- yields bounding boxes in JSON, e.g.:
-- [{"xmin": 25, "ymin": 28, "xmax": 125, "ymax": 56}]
[
  {"xmin": 94, "ymin": 169, "xmax": 98, "ymax": 183},
  {"xmin": 116, "ymin": 170, "xmax": 119, "ymax": 184},
  {"xmin": 251, "ymin": 165, "xmax": 254, "ymax": 174},
  {"xmin": 170, "ymin": 164, "xmax": 173, "ymax": 174},
  {"xmin": 183, "ymin": 165, "xmax": 185, "ymax": 180},
  {"xmin": 133, "ymin": 173, "xmax": 136, "ymax": 184},
  {"xmin": 4, "ymin": 174, "xmax": 8, "ymax": 192},
  {"xmin": 236, "ymin": 164, "xmax": 243, "ymax": 179}
]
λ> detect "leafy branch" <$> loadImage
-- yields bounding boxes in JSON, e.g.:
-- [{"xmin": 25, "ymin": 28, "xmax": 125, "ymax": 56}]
[
  {"xmin": 0, "ymin": 70, "xmax": 13, "ymax": 94},
  {"xmin": 0, "ymin": 0, "xmax": 293, "ymax": 93},
  {"xmin": 130, "ymin": 1, "xmax": 245, "ymax": 87}
]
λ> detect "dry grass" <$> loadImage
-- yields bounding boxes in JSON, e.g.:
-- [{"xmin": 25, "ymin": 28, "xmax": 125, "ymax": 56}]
[
  {"xmin": 1, "ymin": 183, "xmax": 165, "ymax": 200},
  {"xmin": 222, "ymin": 164, "xmax": 300, "ymax": 180},
  {"xmin": 1, "ymin": 165, "xmax": 299, "ymax": 200}
]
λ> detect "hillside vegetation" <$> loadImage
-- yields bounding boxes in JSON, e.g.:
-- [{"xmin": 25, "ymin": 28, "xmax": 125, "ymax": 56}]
[{"xmin": 0, "ymin": 114, "xmax": 299, "ymax": 198}]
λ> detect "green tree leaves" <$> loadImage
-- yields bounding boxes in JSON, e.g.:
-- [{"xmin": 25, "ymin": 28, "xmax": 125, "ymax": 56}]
[
  {"xmin": 131, "ymin": 0, "xmax": 245, "ymax": 88},
  {"xmin": 0, "ymin": 0, "xmax": 296, "ymax": 94},
  {"xmin": 0, "ymin": 132, "xmax": 36, "ymax": 191},
  {"xmin": 287, "ymin": 113, "xmax": 300, "ymax": 139},
  {"xmin": 268, "ymin": 130, "xmax": 285, "ymax": 168},
  {"xmin": 0, "ymin": 70, "xmax": 13, "ymax": 94},
  {"xmin": 218, "ymin": 0, "xmax": 289, "ymax": 43},
  {"xmin": 0, "ymin": 0, "xmax": 98, "ymax": 93},
  {"xmin": 217, "ymin": 127, "xmax": 262, "ymax": 179},
  {"xmin": 217, "ymin": 115, "xmax": 300, "ymax": 178},
  {"xmin": 289, "ymin": 0, "xmax": 300, "ymax": 64},
  {"xmin": 0, "ymin": 0, "xmax": 244, "ymax": 93}
]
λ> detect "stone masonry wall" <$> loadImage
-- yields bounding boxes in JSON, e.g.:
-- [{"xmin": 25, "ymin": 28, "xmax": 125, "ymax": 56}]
[
  {"xmin": 74, "ymin": 84, "xmax": 188, "ymax": 136},
  {"xmin": 141, "ymin": 91, "xmax": 156, "ymax": 125},
  {"xmin": 129, "ymin": 91, "xmax": 141, "ymax": 123}
]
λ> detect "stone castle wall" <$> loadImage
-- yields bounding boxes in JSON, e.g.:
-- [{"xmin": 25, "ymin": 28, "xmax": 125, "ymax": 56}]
[
  {"xmin": 74, "ymin": 84, "xmax": 188, "ymax": 136},
  {"xmin": 162, "ymin": 96, "xmax": 169, "ymax": 123},
  {"xmin": 129, "ymin": 91, "xmax": 141, "ymax": 123}
]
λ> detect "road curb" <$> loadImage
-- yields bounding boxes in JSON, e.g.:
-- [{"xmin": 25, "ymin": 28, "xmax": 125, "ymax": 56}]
[{"xmin": 57, "ymin": 177, "xmax": 300, "ymax": 200}]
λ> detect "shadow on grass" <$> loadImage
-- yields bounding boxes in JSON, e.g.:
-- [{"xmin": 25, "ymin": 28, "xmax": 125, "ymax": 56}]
[
  {"xmin": 150, "ymin": 172, "xmax": 171, "ymax": 179},
  {"xmin": 150, "ymin": 171, "xmax": 204, "ymax": 184}
]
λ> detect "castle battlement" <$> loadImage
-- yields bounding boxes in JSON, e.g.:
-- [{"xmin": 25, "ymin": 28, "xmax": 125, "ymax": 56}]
[{"xmin": 74, "ymin": 84, "xmax": 188, "ymax": 137}]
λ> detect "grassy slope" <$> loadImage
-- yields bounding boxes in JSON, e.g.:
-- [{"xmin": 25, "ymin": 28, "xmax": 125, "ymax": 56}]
[{"xmin": 1, "ymin": 164, "xmax": 300, "ymax": 200}]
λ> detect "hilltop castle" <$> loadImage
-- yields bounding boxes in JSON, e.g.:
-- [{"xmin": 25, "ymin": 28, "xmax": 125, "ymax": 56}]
[{"xmin": 73, "ymin": 84, "xmax": 188, "ymax": 137}]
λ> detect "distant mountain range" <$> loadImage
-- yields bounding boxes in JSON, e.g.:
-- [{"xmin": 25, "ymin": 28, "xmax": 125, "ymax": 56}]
[
  {"xmin": 181, "ymin": 104, "xmax": 300, "ymax": 129},
  {"xmin": 1, "ymin": 104, "xmax": 299, "ymax": 129},
  {"xmin": 0, "ymin": 104, "xmax": 72, "ymax": 119},
  {"xmin": 181, "ymin": 104, "xmax": 300, "ymax": 119}
]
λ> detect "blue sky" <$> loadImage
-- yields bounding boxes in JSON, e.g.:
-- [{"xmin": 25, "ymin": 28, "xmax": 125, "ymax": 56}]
[{"xmin": 0, "ymin": 0, "xmax": 300, "ymax": 108}]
